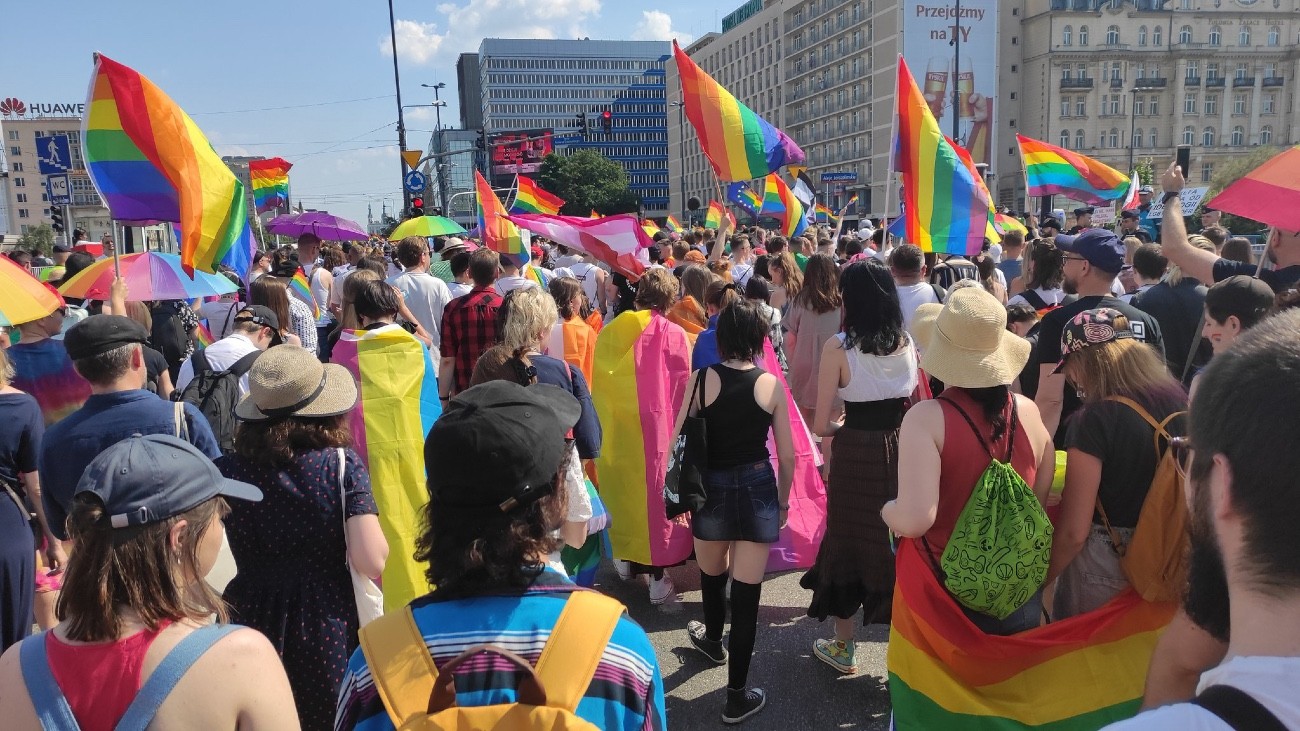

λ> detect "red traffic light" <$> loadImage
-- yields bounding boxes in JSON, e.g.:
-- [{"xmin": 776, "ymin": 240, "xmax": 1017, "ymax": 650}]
[
  {"xmin": 601, "ymin": 110, "xmax": 611, "ymax": 120},
  {"xmin": 412, "ymin": 198, "xmax": 423, "ymax": 208}
]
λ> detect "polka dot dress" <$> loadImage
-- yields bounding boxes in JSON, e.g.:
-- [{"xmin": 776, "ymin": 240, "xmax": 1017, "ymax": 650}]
[{"xmin": 217, "ymin": 447, "xmax": 377, "ymax": 731}]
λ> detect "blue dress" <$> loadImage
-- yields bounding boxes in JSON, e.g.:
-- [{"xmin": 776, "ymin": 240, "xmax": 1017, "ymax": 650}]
[{"xmin": 217, "ymin": 447, "xmax": 378, "ymax": 731}]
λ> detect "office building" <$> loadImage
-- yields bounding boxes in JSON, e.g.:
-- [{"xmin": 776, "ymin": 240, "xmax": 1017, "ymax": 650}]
[
  {"xmin": 427, "ymin": 128, "xmax": 486, "ymax": 227},
  {"xmin": 0, "ymin": 114, "xmax": 112, "ymax": 239},
  {"xmin": 456, "ymin": 53, "xmax": 484, "ymax": 130},
  {"xmin": 476, "ymin": 38, "xmax": 671, "ymax": 214}
]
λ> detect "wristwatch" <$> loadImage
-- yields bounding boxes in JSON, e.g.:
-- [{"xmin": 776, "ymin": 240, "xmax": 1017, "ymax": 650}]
[{"xmin": 1162, "ymin": 191, "xmax": 1182, "ymax": 204}]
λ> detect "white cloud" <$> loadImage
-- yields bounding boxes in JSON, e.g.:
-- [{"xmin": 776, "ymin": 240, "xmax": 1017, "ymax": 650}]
[
  {"xmin": 380, "ymin": 0, "xmax": 602, "ymax": 66},
  {"xmin": 380, "ymin": 19, "xmax": 445, "ymax": 64},
  {"xmin": 630, "ymin": 10, "xmax": 692, "ymax": 45}
]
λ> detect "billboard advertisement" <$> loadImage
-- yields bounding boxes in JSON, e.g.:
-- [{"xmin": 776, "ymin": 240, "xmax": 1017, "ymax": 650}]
[
  {"xmin": 902, "ymin": 2, "xmax": 998, "ymax": 169},
  {"xmin": 490, "ymin": 129, "xmax": 553, "ymax": 176}
]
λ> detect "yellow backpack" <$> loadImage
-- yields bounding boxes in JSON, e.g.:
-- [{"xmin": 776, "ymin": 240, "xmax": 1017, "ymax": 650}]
[{"xmin": 358, "ymin": 591, "xmax": 626, "ymax": 730}]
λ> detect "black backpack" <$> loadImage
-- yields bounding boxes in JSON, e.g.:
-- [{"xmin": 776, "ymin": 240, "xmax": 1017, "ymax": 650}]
[
  {"xmin": 173, "ymin": 349, "xmax": 260, "ymax": 454},
  {"xmin": 151, "ymin": 304, "xmax": 193, "ymax": 379}
]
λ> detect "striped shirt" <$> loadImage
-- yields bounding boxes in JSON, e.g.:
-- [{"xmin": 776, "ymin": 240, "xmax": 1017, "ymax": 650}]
[{"xmin": 333, "ymin": 569, "xmax": 665, "ymax": 731}]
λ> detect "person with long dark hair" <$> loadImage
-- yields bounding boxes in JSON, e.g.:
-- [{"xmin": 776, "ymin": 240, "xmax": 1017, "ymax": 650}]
[
  {"xmin": 801, "ymin": 261, "xmax": 917, "ymax": 673},
  {"xmin": 784, "ymin": 254, "xmax": 843, "ymax": 426}
]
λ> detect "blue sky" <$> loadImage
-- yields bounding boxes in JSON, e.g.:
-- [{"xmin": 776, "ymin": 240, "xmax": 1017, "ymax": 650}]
[{"xmin": 1, "ymin": 0, "xmax": 740, "ymax": 226}]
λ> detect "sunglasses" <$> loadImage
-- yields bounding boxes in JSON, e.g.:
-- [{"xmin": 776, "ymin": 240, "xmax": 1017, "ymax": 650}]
[
  {"xmin": 1062, "ymin": 255, "xmax": 1089, "ymax": 263},
  {"xmin": 1171, "ymin": 436, "xmax": 1193, "ymax": 481}
]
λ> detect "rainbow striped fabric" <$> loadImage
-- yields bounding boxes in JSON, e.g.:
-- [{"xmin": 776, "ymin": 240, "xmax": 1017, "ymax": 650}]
[
  {"xmin": 846, "ymin": 193, "xmax": 859, "ymax": 207},
  {"xmin": 1018, "ymin": 134, "xmax": 1132, "ymax": 205},
  {"xmin": 664, "ymin": 215, "xmax": 684, "ymax": 233},
  {"xmin": 760, "ymin": 173, "xmax": 807, "ymax": 237},
  {"xmin": 673, "ymin": 40, "xmax": 804, "ymax": 182},
  {"xmin": 704, "ymin": 200, "xmax": 734, "ymax": 230},
  {"xmin": 84, "ymin": 54, "xmax": 249, "ymax": 275},
  {"xmin": 475, "ymin": 169, "xmax": 527, "ymax": 259},
  {"xmin": 289, "ymin": 268, "xmax": 320, "ymax": 319},
  {"xmin": 889, "ymin": 539, "xmax": 1174, "ymax": 729},
  {"xmin": 642, "ymin": 219, "xmax": 662, "ymax": 238},
  {"xmin": 248, "ymin": 157, "xmax": 291, "ymax": 214},
  {"xmin": 727, "ymin": 182, "xmax": 763, "ymax": 216},
  {"xmin": 510, "ymin": 174, "xmax": 564, "ymax": 215},
  {"xmin": 893, "ymin": 58, "xmax": 991, "ymax": 256},
  {"xmin": 994, "ymin": 212, "xmax": 1029, "ymax": 236},
  {"xmin": 814, "ymin": 203, "xmax": 837, "ymax": 224},
  {"xmin": 194, "ymin": 321, "xmax": 216, "ymax": 348}
]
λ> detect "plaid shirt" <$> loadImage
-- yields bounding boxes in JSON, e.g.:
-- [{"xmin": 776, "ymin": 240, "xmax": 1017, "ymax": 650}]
[{"xmin": 439, "ymin": 285, "xmax": 502, "ymax": 393}]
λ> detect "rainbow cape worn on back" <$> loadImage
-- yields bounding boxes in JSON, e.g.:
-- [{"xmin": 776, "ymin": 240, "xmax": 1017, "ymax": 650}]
[
  {"xmin": 84, "ymin": 54, "xmax": 249, "ymax": 275},
  {"xmin": 592, "ymin": 310, "xmax": 693, "ymax": 567},
  {"xmin": 248, "ymin": 157, "xmax": 291, "ymax": 214},
  {"xmin": 673, "ymin": 40, "xmax": 804, "ymax": 182},
  {"xmin": 1018, "ymin": 134, "xmax": 1131, "ymax": 205},
  {"xmin": 475, "ymin": 169, "xmax": 527, "ymax": 259},
  {"xmin": 331, "ymin": 325, "xmax": 441, "ymax": 611},
  {"xmin": 888, "ymin": 539, "xmax": 1175, "ymax": 729},
  {"xmin": 289, "ymin": 268, "xmax": 320, "ymax": 319},
  {"xmin": 510, "ymin": 174, "xmax": 564, "ymax": 215},
  {"xmin": 893, "ymin": 57, "xmax": 990, "ymax": 256}
]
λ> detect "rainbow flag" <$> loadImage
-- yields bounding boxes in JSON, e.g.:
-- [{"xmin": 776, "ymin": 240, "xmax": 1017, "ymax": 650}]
[
  {"xmin": 664, "ymin": 215, "xmax": 684, "ymax": 233},
  {"xmin": 248, "ymin": 157, "xmax": 291, "ymax": 214},
  {"xmin": 761, "ymin": 173, "xmax": 807, "ymax": 237},
  {"xmin": 952, "ymin": 139, "xmax": 1002, "ymax": 245},
  {"xmin": 84, "ymin": 54, "xmax": 249, "ymax": 276},
  {"xmin": 1018, "ymin": 134, "xmax": 1132, "ymax": 205},
  {"xmin": 289, "ymin": 268, "xmax": 320, "ymax": 319},
  {"xmin": 888, "ymin": 539, "xmax": 1174, "ymax": 729},
  {"xmin": 704, "ymin": 200, "xmax": 734, "ymax": 230},
  {"xmin": 642, "ymin": 219, "xmax": 661, "ymax": 238},
  {"xmin": 994, "ymin": 212, "xmax": 1029, "ymax": 236},
  {"xmin": 592, "ymin": 309, "xmax": 693, "ymax": 566},
  {"xmin": 194, "ymin": 321, "xmax": 216, "ymax": 348},
  {"xmin": 893, "ymin": 57, "xmax": 991, "ymax": 256},
  {"xmin": 331, "ymin": 325, "xmax": 442, "ymax": 611},
  {"xmin": 510, "ymin": 174, "xmax": 564, "ymax": 215},
  {"xmin": 814, "ymin": 203, "xmax": 837, "ymax": 224},
  {"xmin": 672, "ymin": 40, "xmax": 804, "ymax": 182},
  {"xmin": 475, "ymin": 169, "xmax": 527, "ymax": 259},
  {"xmin": 589, "ymin": 209, "xmax": 602, "ymax": 219},
  {"xmin": 8, "ymin": 342, "xmax": 92, "ymax": 427}
]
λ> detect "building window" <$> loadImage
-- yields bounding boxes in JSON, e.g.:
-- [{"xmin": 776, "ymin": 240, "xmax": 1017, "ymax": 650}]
[
  {"xmin": 1079, "ymin": 26, "xmax": 1089, "ymax": 46},
  {"xmin": 1185, "ymin": 94, "xmax": 1198, "ymax": 114},
  {"xmin": 1150, "ymin": 96, "xmax": 1159, "ymax": 116},
  {"xmin": 1138, "ymin": 26, "xmax": 1148, "ymax": 46},
  {"xmin": 1209, "ymin": 26, "xmax": 1221, "ymax": 46},
  {"xmin": 1106, "ymin": 26, "xmax": 1120, "ymax": 45},
  {"xmin": 1061, "ymin": 65, "xmax": 1072, "ymax": 80},
  {"xmin": 1231, "ymin": 126, "xmax": 1245, "ymax": 146},
  {"xmin": 1061, "ymin": 129, "xmax": 1072, "ymax": 147},
  {"xmin": 17, "ymin": 209, "xmax": 28, "ymax": 219},
  {"xmin": 1207, "ymin": 62, "xmax": 1220, "ymax": 80},
  {"xmin": 1133, "ymin": 128, "xmax": 1143, "ymax": 148},
  {"xmin": 1153, "ymin": 25, "xmax": 1163, "ymax": 46},
  {"xmin": 1239, "ymin": 27, "xmax": 1250, "ymax": 47},
  {"xmin": 1061, "ymin": 98, "xmax": 1071, "ymax": 117},
  {"xmin": 15, "ymin": 193, "xmax": 26, "ymax": 203},
  {"xmin": 1183, "ymin": 126, "xmax": 1195, "ymax": 145},
  {"xmin": 1261, "ymin": 125, "xmax": 1273, "ymax": 145},
  {"xmin": 1108, "ymin": 95, "xmax": 1121, "ymax": 115},
  {"xmin": 1186, "ymin": 61, "xmax": 1199, "ymax": 80},
  {"xmin": 1149, "ymin": 129, "xmax": 1158, "ymax": 147},
  {"xmin": 1179, "ymin": 0, "xmax": 1191, "ymax": 7},
  {"xmin": 1264, "ymin": 94, "xmax": 1276, "ymax": 114},
  {"xmin": 1205, "ymin": 95, "xmax": 1218, "ymax": 114},
  {"xmin": 1109, "ymin": 128, "xmax": 1119, "ymax": 148},
  {"xmin": 1268, "ymin": 26, "xmax": 1280, "ymax": 46},
  {"xmin": 1076, "ymin": 98, "xmax": 1087, "ymax": 116},
  {"xmin": 1179, "ymin": 26, "xmax": 1193, "ymax": 44},
  {"xmin": 1201, "ymin": 162, "xmax": 1214, "ymax": 182},
  {"xmin": 8, "ymin": 146, "xmax": 18, "ymax": 156},
  {"xmin": 1063, "ymin": 25, "xmax": 1072, "ymax": 46},
  {"xmin": 1234, "ymin": 94, "xmax": 1247, "ymax": 114},
  {"xmin": 10, "ymin": 162, "xmax": 21, "ymax": 172},
  {"xmin": 1076, "ymin": 130, "xmax": 1086, "ymax": 148},
  {"xmin": 1235, "ymin": 64, "xmax": 1249, "ymax": 80},
  {"xmin": 1203, "ymin": 127, "xmax": 1216, "ymax": 146},
  {"xmin": 12, "ymin": 177, "xmax": 23, "ymax": 188},
  {"xmin": 1135, "ymin": 96, "xmax": 1146, "ymax": 116},
  {"xmin": 5, "ymin": 130, "xmax": 16, "ymax": 141}
]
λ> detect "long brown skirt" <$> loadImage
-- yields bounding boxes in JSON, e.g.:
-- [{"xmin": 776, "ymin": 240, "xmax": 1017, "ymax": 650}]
[{"xmin": 800, "ymin": 426, "xmax": 899, "ymax": 625}]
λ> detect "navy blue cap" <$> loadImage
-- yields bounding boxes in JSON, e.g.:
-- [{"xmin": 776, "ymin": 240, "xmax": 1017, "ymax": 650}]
[
  {"xmin": 1055, "ymin": 228, "xmax": 1125, "ymax": 274},
  {"xmin": 76, "ymin": 434, "xmax": 262, "ymax": 528}
]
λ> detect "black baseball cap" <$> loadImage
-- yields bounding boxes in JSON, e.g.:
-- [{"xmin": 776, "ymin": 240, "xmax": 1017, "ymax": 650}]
[
  {"xmin": 233, "ymin": 305, "xmax": 283, "ymax": 345},
  {"xmin": 1040, "ymin": 217, "xmax": 1062, "ymax": 231},
  {"xmin": 64, "ymin": 315, "xmax": 150, "ymax": 360},
  {"xmin": 425, "ymin": 380, "xmax": 582, "ymax": 513},
  {"xmin": 77, "ymin": 434, "xmax": 262, "ymax": 529},
  {"xmin": 1074, "ymin": 206, "xmax": 1095, "ymax": 216},
  {"xmin": 1120, "ymin": 210, "xmax": 1140, "ymax": 221},
  {"xmin": 53, "ymin": 243, "xmax": 73, "ymax": 254},
  {"xmin": 1055, "ymin": 228, "xmax": 1126, "ymax": 274}
]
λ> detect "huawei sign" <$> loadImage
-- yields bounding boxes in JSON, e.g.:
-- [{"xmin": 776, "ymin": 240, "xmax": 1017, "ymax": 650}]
[{"xmin": 0, "ymin": 98, "xmax": 27, "ymax": 117}]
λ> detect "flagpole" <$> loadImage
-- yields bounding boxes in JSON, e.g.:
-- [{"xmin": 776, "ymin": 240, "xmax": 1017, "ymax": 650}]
[{"xmin": 881, "ymin": 56, "xmax": 902, "ymax": 244}]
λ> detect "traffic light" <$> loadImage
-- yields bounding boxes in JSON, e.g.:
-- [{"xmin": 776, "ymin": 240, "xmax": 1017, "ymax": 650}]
[
  {"xmin": 474, "ymin": 129, "xmax": 486, "ymax": 150},
  {"xmin": 49, "ymin": 207, "xmax": 63, "ymax": 233},
  {"xmin": 411, "ymin": 197, "xmax": 424, "ymax": 217},
  {"xmin": 577, "ymin": 111, "xmax": 589, "ymax": 138},
  {"xmin": 601, "ymin": 109, "xmax": 613, "ymax": 134}
]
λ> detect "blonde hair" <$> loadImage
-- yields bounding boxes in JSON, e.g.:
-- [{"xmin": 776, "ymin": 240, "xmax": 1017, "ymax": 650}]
[
  {"xmin": 499, "ymin": 286, "xmax": 558, "ymax": 352},
  {"xmin": 123, "ymin": 301, "xmax": 153, "ymax": 334},
  {"xmin": 634, "ymin": 267, "xmax": 679, "ymax": 312},
  {"xmin": 0, "ymin": 346, "xmax": 12, "ymax": 387},
  {"xmin": 1064, "ymin": 335, "xmax": 1181, "ymax": 404},
  {"xmin": 1122, "ymin": 236, "xmax": 1142, "ymax": 264}
]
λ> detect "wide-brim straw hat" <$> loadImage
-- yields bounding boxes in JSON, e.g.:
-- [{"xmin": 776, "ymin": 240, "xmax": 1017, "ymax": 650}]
[
  {"xmin": 917, "ymin": 288, "xmax": 1030, "ymax": 389},
  {"xmin": 235, "ymin": 344, "xmax": 358, "ymax": 421}
]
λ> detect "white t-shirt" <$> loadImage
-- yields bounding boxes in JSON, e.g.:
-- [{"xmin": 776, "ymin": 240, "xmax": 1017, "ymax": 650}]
[
  {"xmin": 1102, "ymin": 656, "xmax": 1300, "ymax": 730},
  {"xmin": 494, "ymin": 275, "xmax": 538, "ymax": 296},
  {"xmin": 199, "ymin": 300, "xmax": 241, "ymax": 340},
  {"xmin": 175, "ymin": 333, "xmax": 260, "ymax": 396},
  {"xmin": 388, "ymin": 271, "xmax": 451, "ymax": 360},
  {"xmin": 301, "ymin": 263, "xmax": 333, "ymax": 326},
  {"xmin": 447, "ymin": 281, "xmax": 473, "ymax": 299},
  {"xmin": 896, "ymin": 281, "xmax": 942, "ymax": 340},
  {"xmin": 565, "ymin": 262, "xmax": 604, "ymax": 307},
  {"xmin": 733, "ymin": 262, "xmax": 755, "ymax": 288}
]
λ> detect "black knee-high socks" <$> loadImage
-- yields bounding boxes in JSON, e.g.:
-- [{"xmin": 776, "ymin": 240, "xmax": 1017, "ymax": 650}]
[
  {"xmin": 700, "ymin": 570, "xmax": 729, "ymax": 642},
  {"xmin": 727, "ymin": 579, "xmax": 762, "ymax": 690}
]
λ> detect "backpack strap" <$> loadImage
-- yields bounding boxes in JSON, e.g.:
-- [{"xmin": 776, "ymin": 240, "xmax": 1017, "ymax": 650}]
[
  {"xmin": 173, "ymin": 401, "xmax": 189, "ymax": 442},
  {"xmin": 19, "ymin": 633, "xmax": 81, "ymax": 730},
  {"xmin": 1105, "ymin": 396, "xmax": 1185, "ymax": 459},
  {"xmin": 191, "ymin": 348, "xmax": 212, "ymax": 375},
  {"xmin": 930, "ymin": 283, "xmax": 947, "ymax": 304},
  {"xmin": 938, "ymin": 394, "xmax": 1017, "ymax": 463},
  {"xmin": 226, "ymin": 350, "xmax": 261, "ymax": 377},
  {"xmin": 1020, "ymin": 289, "xmax": 1047, "ymax": 311},
  {"xmin": 358, "ymin": 607, "xmax": 438, "ymax": 726},
  {"xmin": 1192, "ymin": 685, "xmax": 1288, "ymax": 731},
  {"xmin": 114, "ymin": 624, "xmax": 241, "ymax": 731},
  {"xmin": 533, "ymin": 591, "xmax": 625, "ymax": 713}
]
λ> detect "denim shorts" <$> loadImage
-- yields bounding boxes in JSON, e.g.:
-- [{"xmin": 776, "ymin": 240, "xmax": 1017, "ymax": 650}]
[{"xmin": 691, "ymin": 460, "xmax": 780, "ymax": 544}]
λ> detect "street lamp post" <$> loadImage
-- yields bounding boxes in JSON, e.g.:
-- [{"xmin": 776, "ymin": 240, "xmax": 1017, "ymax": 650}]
[
  {"xmin": 1128, "ymin": 87, "xmax": 1139, "ymax": 173},
  {"xmin": 422, "ymin": 82, "xmax": 451, "ymax": 214},
  {"xmin": 386, "ymin": 0, "xmax": 410, "ymax": 213},
  {"xmin": 670, "ymin": 100, "xmax": 687, "ymax": 222}
]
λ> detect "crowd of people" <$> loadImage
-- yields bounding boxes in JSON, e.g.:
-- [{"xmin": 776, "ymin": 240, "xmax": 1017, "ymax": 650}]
[{"xmin": 0, "ymin": 157, "xmax": 1298, "ymax": 729}]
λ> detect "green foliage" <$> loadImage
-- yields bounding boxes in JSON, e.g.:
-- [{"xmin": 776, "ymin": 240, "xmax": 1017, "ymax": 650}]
[
  {"xmin": 538, "ymin": 150, "xmax": 642, "ymax": 216},
  {"xmin": 1134, "ymin": 158, "xmax": 1156, "ymax": 187},
  {"xmin": 18, "ymin": 224, "xmax": 54, "ymax": 255}
]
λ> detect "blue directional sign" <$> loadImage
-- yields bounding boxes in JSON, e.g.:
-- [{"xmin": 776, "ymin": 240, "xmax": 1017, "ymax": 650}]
[
  {"xmin": 404, "ymin": 170, "xmax": 427, "ymax": 193},
  {"xmin": 34, "ymin": 134, "xmax": 72, "ymax": 175},
  {"xmin": 46, "ymin": 174, "xmax": 71, "ymax": 205},
  {"xmin": 552, "ymin": 135, "xmax": 583, "ymax": 145}
]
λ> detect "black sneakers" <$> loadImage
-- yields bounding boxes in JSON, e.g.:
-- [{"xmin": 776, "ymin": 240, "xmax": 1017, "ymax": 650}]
[
  {"xmin": 686, "ymin": 620, "xmax": 728, "ymax": 665},
  {"xmin": 722, "ymin": 687, "xmax": 767, "ymax": 724}
]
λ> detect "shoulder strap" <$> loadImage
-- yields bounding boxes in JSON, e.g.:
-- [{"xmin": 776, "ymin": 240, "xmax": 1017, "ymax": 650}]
[
  {"xmin": 930, "ymin": 283, "xmax": 947, "ymax": 304},
  {"xmin": 226, "ymin": 350, "xmax": 261, "ymax": 377},
  {"xmin": 1020, "ymin": 289, "xmax": 1046, "ymax": 310},
  {"xmin": 938, "ymin": 396, "xmax": 994, "ymax": 460},
  {"xmin": 114, "ymin": 624, "xmax": 241, "ymax": 731},
  {"xmin": 1105, "ymin": 396, "xmax": 1186, "ymax": 453},
  {"xmin": 534, "ymin": 591, "xmax": 625, "ymax": 713},
  {"xmin": 19, "ymin": 633, "xmax": 81, "ymax": 730},
  {"xmin": 191, "ymin": 348, "xmax": 212, "ymax": 375},
  {"xmin": 1192, "ymin": 685, "xmax": 1289, "ymax": 731},
  {"xmin": 358, "ymin": 607, "xmax": 438, "ymax": 726}
]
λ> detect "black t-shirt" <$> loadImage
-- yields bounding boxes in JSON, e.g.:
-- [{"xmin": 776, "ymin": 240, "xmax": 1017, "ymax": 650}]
[
  {"xmin": 1017, "ymin": 331, "xmax": 1041, "ymax": 399},
  {"xmin": 1212, "ymin": 258, "xmax": 1300, "ymax": 294},
  {"xmin": 1066, "ymin": 396, "xmax": 1186, "ymax": 528},
  {"xmin": 143, "ymin": 346, "xmax": 168, "ymax": 392},
  {"xmin": 1132, "ymin": 280, "xmax": 1211, "ymax": 381},
  {"xmin": 1033, "ymin": 295, "xmax": 1166, "ymax": 447}
]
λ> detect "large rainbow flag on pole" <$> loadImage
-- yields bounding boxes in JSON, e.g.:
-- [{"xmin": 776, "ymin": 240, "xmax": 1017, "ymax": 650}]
[
  {"xmin": 1018, "ymin": 134, "xmax": 1132, "ymax": 205},
  {"xmin": 475, "ymin": 169, "xmax": 527, "ymax": 260},
  {"xmin": 248, "ymin": 157, "xmax": 292, "ymax": 214},
  {"xmin": 893, "ymin": 57, "xmax": 991, "ymax": 256},
  {"xmin": 672, "ymin": 40, "xmax": 804, "ymax": 181},
  {"xmin": 888, "ymin": 539, "xmax": 1175, "ymax": 729},
  {"xmin": 331, "ymin": 324, "xmax": 442, "ymax": 611},
  {"xmin": 84, "ymin": 54, "xmax": 251, "ymax": 276},
  {"xmin": 509, "ymin": 174, "xmax": 565, "ymax": 215}
]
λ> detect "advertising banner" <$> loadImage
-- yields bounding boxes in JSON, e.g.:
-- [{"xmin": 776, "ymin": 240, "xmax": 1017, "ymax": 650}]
[
  {"xmin": 901, "ymin": 1, "xmax": 998, "ymax": 169},
  {"xmin": 490, "ymin": 129, "xmax": 554, "ymax": 176}
]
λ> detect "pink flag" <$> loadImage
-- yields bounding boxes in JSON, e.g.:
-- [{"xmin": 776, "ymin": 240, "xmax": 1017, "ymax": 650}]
[{"xmin": 507, "ymin": 213, "xmax": 649, "ymax": 279}]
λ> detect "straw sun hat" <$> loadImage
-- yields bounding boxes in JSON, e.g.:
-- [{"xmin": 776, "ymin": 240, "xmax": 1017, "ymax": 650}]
[
  {"xmin": 911, "ymin": 288, "xmax": 1030, "ymax": 389},
  {"xmin": 235, "ymin": 345, "xmax": 358, "ymax": 421}
]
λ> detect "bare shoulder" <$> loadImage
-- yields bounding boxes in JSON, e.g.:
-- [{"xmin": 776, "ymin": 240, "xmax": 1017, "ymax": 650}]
[
  {"xmin": 754, "ymin": 370, "xmax": 786, "ymax": 412},
  {"xmin": 904, "ymin": 398, "xmax": 945, "ymax": 423},
  {"xmin": 1013, "ymin": 393, "xmax": 1044, "ymax": 420}
]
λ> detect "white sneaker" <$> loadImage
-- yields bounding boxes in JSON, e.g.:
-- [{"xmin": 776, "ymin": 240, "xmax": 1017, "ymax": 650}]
[
  {"xmin": 649, "ymin": 574, "xmax": 678, "ymax": 605},
  {"xmin": 613, "ymin": 559, "xmax": 633, "ymax": 581}
]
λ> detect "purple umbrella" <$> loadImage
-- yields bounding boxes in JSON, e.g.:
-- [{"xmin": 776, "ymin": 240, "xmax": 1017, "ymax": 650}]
[{"xmin": 265, "ymin": 211, "xmax": 368, "ymax": 241}]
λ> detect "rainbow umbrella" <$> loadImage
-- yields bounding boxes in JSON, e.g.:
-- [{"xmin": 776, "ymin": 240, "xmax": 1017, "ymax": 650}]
[
  {"xmin": 389, "ymin": 215, "xmax": 468, "ymax": 239},
  {"xmin": 0, "ymin": 255, "xmax": 62, "ymax": 326},
  {"xmin": 59, "ymin": 252, "xmax": 239, "ymax": 301},
  {"xmin": 1205, "ymin": 145, "xmax": 1300, "ymax": 231}
]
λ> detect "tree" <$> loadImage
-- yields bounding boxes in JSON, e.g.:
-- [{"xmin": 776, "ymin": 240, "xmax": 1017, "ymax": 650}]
[
  {"xmin": 538, "ymin": 150, "xmax": 642, "ymax": 216},
  {"xmin": 1202, "ymin": 145, "xmax": 1280, "ymax": 234},
  {"xmin": 18, "ymin": 224, "xmax": 54, "ymax": 255}
]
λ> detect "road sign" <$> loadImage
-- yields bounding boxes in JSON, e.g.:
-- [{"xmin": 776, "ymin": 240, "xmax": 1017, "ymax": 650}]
[
  {"xmin": 34, "ymin": 134, "xmax": 71, "ymax": 175},
  {"xmin": 404, "ymin": 170, "xmax": 428, "ymax": 193},
  {"xmin": 551, "ymin": 135, "xmax": 582, "ymax": 145},
  {"xmin": 46, "ymin": 174, "xmax": 70, "ymax": 204},
  {"xmin": 1148, "ymin": 187, "xmax": 1208, "ymax": 220},
  {"xmin": 401, "ymin": 150, "xmax": 423, "ymax": 170}
]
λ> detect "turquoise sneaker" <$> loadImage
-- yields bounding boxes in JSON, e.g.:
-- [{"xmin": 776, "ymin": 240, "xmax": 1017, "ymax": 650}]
[{"xmin": 813, "ymin": 638, "xmax": 857, "ymax": 674}]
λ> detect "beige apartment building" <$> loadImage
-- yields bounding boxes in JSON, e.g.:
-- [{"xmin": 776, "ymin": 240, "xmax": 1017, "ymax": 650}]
[{"xmin": 1, "ymin": 116, "xmax": 112, "ymax": 239}]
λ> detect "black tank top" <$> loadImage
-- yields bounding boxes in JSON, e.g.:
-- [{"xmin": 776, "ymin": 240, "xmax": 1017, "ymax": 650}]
[{"xmin": 699, "ymin": 364, "xmax": 774, "ymax": 468}]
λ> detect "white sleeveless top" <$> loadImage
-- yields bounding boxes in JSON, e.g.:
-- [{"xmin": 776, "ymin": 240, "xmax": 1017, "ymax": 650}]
[
  {"xmin": 303, "ymin": 263, "xmax": 333, "ymax": 325},
  {"xmin": 836, "ymin": 334, "xmax": 919, "ymax": 403}
]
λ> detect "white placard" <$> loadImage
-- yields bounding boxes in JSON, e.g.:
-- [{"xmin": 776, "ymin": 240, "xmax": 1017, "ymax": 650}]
[{"xmin": 1148, "ymin": 187, "xmax": 1208, "ymax": 220}]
